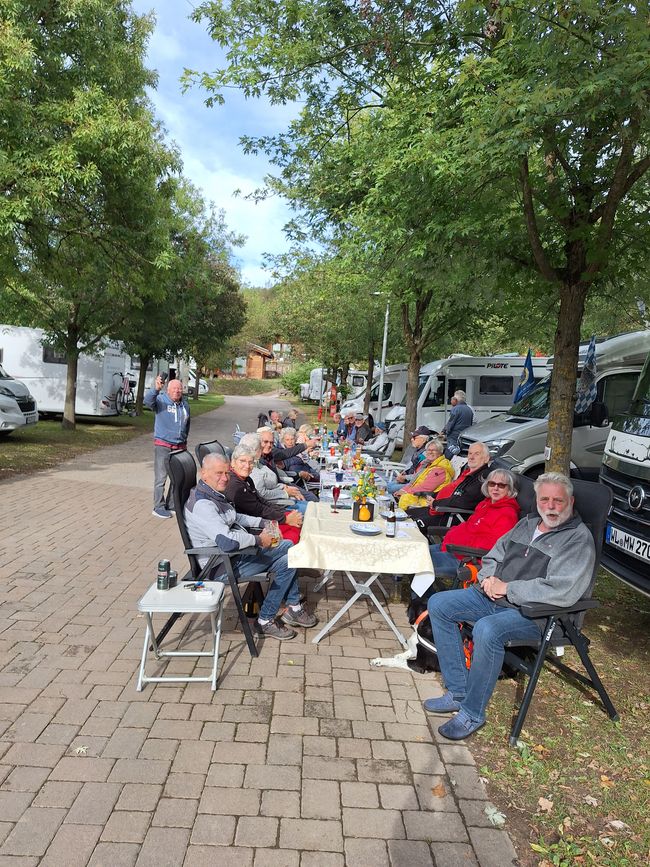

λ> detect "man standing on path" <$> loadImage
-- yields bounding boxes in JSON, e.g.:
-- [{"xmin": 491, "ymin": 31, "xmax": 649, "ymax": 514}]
[
  {"xmin": 442, "ymin": 390, "xmax": 474, "ymax": 457},
  {"xmin": 144, "ymin": 375, "xmax": 190, "ymax": 519}
]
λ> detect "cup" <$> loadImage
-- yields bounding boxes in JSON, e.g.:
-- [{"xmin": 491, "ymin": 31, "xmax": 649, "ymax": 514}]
[
  {"xmin": 335, "ymin": 471, "xmax": 344, "ymax": 483},
  {"xmin": 268, "ymin": 521, "xmax": 281, "ymax": 547}
]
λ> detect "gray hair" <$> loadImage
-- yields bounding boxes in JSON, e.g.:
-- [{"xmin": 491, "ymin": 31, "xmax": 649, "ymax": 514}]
[
  {"xmin": 481, "ymin": 468, "xmax": 517, "ymax": 498},
  {"xmin": 256, "ymin": 425, "xmax": 273, "ymax": 435},
  {"xmin": 534, "ymin": 471, "xmax": 573, "ymax": 499},
  {"xmin": 424, "ymin": 438, "xmax": 444, "ymax": 456},
  {"xmin": 453, "ymin": 390, "xmax": 466, "ymax": 401},
  {"xmin": 468, "ymin": 441, "xmax": 490, "ymax": 462},
  {"xmin": 279, "ymin": 427, "xmax": 297, "ymax": 444},
  {"xmin": 202, "ymin": 452, "xmax": 230, "ymax": 471},
  {"xmin": 231, "ymin": 444, "xmax": 257, "ymax": 462},
  {"xmin": 239, "ymin": 432, "xmax": 261, "ymax": 452}
]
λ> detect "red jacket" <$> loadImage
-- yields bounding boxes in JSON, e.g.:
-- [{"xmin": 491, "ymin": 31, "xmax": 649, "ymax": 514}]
[{"xmin": 442, "ymin": 496, "xmax": 520, "ymax": 558}]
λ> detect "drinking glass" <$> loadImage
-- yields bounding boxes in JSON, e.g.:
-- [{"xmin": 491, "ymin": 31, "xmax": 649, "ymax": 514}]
[
  {"xmin": 268, "ymin": 520, "xmax": 281, "ymax": 547},
  {"xmin": 332, "ymin": 485, "xmax": 341, "ymax": 513}
]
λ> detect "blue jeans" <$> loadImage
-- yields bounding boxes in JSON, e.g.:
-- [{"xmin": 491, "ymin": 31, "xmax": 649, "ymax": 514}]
[
  {"xmin": 386, "ymin": 480, "xmax": 404, "ymax": 495},
  {"xmin": 291, "ymin": 500, "xmax": 309, "ymax": 514},
  {"xmin": 427, "ymin": 584, "xmax": 541, "ymax": 723},
  {"xmin": 233, "ymin": 539, "xmax": 300, "ymax": 622},
  {"xmin": 429, "ymin": 543, "xmax": 460, "ymax": 579}
]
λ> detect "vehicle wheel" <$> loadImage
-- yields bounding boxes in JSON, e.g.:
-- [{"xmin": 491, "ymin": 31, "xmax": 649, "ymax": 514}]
[{"xmin": 115, "ymin": 388, "xmax": 126, "ymax": 415}]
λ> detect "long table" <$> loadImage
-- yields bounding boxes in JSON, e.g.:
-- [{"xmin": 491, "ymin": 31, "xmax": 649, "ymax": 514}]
[{"xmin": 287, "ymin": 501, "xmax": 434, "ymax": 646}]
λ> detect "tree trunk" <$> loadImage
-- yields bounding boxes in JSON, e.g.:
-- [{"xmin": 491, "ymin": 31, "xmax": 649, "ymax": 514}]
[
  {"xmin": 134, "ymin": 353, "xmax": 150, "ymax": 415},
  {"xmin": 340, "ymin": 361, "xmax": 350, "ymax": 400},
  {"xmin": 364, "ymin": 340, "xmax": 375, "ymax": 415},
  {"xmin": 62, "ymin": 350, "xmax": 78, "ymax": 430},
  {"xmin": 546, "ymin": 282, "xmax": 589, "ymax": 474},
  {"xmin": 192, "ymin": 359, "xmax": 202, "ymax": 401},
  {"xmin": 404, "ymin": 351, "xmax": 421, "ymax": 440}
]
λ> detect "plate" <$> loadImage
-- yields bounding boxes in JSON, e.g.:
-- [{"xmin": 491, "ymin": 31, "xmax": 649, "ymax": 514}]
[
  {"xmin": 376, "ymin": 494, "xmax": 392, "ymax": 503},
  {"xmin": 380, "ymin": 508, "xmax": 407, "ymax": 520},
  {"xmin": 350, "ymin": 522, "xmax": 382, "ymax": 536}
]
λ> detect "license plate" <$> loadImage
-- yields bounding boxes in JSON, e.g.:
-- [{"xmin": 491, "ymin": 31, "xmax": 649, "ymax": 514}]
[
  {"xmin": 25, "ymin": 415, "xmax": 37, "ymax": 425},
  {"xmin": 606, "ymin": 524, "xmax": 650, "ymax": 563}
]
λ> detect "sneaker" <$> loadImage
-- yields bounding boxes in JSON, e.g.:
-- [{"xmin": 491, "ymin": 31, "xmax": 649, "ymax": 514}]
[
  {"xmin": 256, "ymin": 619, "xmax": 297, "ymax": 640},
  {"xmin": 152, "ymin": 507, "xmax": 172, "ymax": 519},
  {"xmin": 438, "ymin": 709, "xmax": 485, "ymax": 740},
  {"xmin": 423, "ymin": 691, "xmax": 462, "ymax": 715},
  {"xmin": 281, "ymin": 606, "xmax": 318, "ymax": 628}
]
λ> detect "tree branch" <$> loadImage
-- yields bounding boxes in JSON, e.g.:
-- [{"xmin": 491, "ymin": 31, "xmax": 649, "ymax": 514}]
[{"xmin": 519, "ymin": 157, "xmax": 560, "ymax": 283}]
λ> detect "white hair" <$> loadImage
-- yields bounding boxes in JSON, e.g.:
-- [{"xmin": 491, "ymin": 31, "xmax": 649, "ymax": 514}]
[
  {"xmin": 534, "ymin": 472, "xmax": 573, "ymax": 498},
  {"xmin": 481, "ymin": 468, "xmax": 517, "ymax": 498},
  {"xmin": 453, "ymin": 390, "xmax": 466, "ymax": 401},
  {"xmin": 279, "ymin": 427, "xmax": 297, "ymax": 444},
  {"xmin": 240, "ymin": 432, "xmax": 261, "ymax": 452},
  {"xmin": 231, "ymin": 444, "xmax": 256, "ymax": 462},
  {"xmin": 202, "ymin": 452, "xmax": 229, "ymax": 470}
]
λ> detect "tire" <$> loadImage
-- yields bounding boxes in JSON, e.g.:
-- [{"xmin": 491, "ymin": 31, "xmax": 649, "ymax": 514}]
[{"xmin": 115, "ymin": 388, "xmax": 126, "ymax": 415}]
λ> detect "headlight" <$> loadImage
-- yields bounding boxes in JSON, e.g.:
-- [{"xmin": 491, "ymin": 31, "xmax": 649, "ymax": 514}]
[
  {"xmin": 484, "ymin": 439, "xmax": 514, "ymax": 457},
  {"xmin": 0, "ymin": 387, "xmax": 15, "ymax": 398}
]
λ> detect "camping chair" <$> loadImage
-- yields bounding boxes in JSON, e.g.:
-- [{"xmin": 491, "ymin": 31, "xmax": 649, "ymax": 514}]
[
  {"xmin": 168, "ymin": 450, "xmax": 269, "ymax": 658},
  {"xmin": 195, "ymin": 439, "xmax": 232, "ymax": 466},
  {"xmin": 452, "ymin": 478, "xmax": 618, "ymax": 745}
]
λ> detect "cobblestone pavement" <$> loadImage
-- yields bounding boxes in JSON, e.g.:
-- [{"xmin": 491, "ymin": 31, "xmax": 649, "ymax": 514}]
[{"xmin": 0, "ymin": 396, "xmax": 518, "ymax": 866}]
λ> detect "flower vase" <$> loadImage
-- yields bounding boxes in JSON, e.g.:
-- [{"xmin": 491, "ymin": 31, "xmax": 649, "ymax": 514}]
[{"xmin": 353, "ymin": 497, "xmax": 374, "ymax": 522}]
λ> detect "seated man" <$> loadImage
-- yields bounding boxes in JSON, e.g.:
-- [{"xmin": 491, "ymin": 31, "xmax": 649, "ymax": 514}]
[
  {"xmin": 352, "ymin": 412, "xmax": 372, "ymax": 444},
  {"xmin": 337, "ymin": 412, "xmax": 356, "ymax": 442},
  {"xmin": 185, "ymin": 453, "xmax": 317, "ymax": 641},
  {"xmin": 423, "ymin": 472, "xmax": 595, "ymax": 740},
  {"xmin": 385, "ymin": 426, "xmax": 433, "ymax": 494}
]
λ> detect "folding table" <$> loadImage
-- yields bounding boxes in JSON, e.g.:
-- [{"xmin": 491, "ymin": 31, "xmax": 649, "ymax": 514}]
[
  {"xmin": 136, "ymin": 580, "xmax": 225, "ymax": 691},
  {"xmin": 288, "ymin": 502, "xmax": 434, "ymax": 646}
]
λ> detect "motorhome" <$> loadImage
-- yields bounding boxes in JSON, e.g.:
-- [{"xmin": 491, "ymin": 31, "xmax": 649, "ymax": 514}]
[
  {"xmin": 385, "ymin": 355, "xmax": 549, "ymax": 446},
  {"xmin": 300, "ymin": 367, "xmax": 373, "ymax": 403},
  {"xmin": 340, "ymin": 364, "xmax": 409, "ymax": 419},
  {"xmin": 0, "ymin": 362, "xmax": 38, "ymax": 430},
  {"xmin": 0, "ymin": 393, "xmax": 29, "ymax": 437},
  {"xmin": 0, "ymin": 325, "xmax": 130, "ymax": 416},
  {"xmin": 459, "ymin": 331, "xmax": 650, "ymax": 480},
  {"xmin": 600, "ymin": 348, "xmax": 650, "ymax": 596}
]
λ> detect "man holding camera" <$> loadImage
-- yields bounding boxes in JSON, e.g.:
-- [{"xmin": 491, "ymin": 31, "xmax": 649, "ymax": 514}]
[{"xmin": 144, "ymin": 373, "xmax": 191, "ymax": 518}]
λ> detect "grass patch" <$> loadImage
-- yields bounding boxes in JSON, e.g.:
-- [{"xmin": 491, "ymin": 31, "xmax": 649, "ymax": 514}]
[
  {"xmin": 0, "ymin": 393, "xmax": 224, "ymax": 478},
  {"xmin": 214, "ymin": 378, "xmax": 280, "ymax": 396},
  {"xmin": 471, "ymin": 570, "xmax": 649, "ymax": 866}
]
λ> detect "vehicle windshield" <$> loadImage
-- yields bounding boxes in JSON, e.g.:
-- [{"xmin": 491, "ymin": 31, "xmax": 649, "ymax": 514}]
[
  {"xmin": 0, "ymin": 364, "xmax": 11, "ymax": 380},
  {"xmin": 629, "ymin": 355, "xmax": 650, "ymax": 419},
  {"xmin": 508, "ymin": 376, "xmax": 552, "ymax": 419},
  {"xmin": 401, "ymin": 374, "xmax": 429, "ymax": 407}
]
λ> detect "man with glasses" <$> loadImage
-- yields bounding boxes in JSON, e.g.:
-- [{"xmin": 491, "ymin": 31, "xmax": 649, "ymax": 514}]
[
  {"xmin": 423, "ymin": 472, "xmax": 595, "ymax": 739},
  {"xmin": 386, "ymin": 426, "xmax": 434, "ymax": 494}
]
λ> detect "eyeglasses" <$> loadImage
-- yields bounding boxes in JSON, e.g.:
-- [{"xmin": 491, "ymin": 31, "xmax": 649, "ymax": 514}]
[
  {"xmin": 260, "ymin": 439, "xmax": 274, "ymax": 444},
  {"xmin": 487, "ymin": 481, "xmax": 508, "ymax": 489}
]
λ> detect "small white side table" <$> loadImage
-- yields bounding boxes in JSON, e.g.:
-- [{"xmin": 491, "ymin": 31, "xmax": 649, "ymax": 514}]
[{"xmin": 136, "ymin": 581, "xmax": 225, "ymax": 691}]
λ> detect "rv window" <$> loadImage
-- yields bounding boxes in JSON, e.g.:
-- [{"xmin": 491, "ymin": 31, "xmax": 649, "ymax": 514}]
[
  {"xmin": 350, "ymin": 375, "xmax": 365, "ymax": 389},
  {"xmin": 43, "ymin": 346, "xmax": 67, "ymax": 365},
  {"xmin": 599, "ymin": 372, "xmax": 642, "ymax": 418},
  {"xmin": 510, "ymin": 376, "xmax": 551, "ymax": 419},
  {"xmin": 479, "ymin": 376, "xmax": 514, "ymax": 396},
  {"xmin": 423, "ymin": 377, "xmax": 445, "ymax": 407},
  {"xmin": 630, "ymin": 356, "xmax": 650, "ymax": 418},
  {"xmin": 370, "ymin": 382, "xmax": 393, "ymax": 402},
  {"xmin": 0, "ymin": 363, "xmax": 9, "ymax": 378},
  {"xmin": 130, "ymin": 357, "xmax": 154, "ymax": 371},
  {"xmin": 446, "ymin": 378, "xmax": 466, "ymax": 402}
]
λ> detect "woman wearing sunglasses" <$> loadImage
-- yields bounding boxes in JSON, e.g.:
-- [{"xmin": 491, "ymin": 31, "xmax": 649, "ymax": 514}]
[{"xmin": 426, "ymin": 469, "xmax": 520, "ymax": 592}]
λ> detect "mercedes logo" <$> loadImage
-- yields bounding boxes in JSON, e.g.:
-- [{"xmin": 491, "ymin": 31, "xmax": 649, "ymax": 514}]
[{"xmin": 628, "ymin": 485, "xmax": 646, "ymax": 512}]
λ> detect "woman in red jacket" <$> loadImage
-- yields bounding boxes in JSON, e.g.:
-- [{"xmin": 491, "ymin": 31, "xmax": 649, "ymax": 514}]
[{"xmin": 428, "ymin": 468, "xmax": 520, "ymax": 588}]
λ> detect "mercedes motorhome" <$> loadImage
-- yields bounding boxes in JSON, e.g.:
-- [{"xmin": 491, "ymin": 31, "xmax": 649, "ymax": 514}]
[{"xmin": 339, "ymin": 364, "xmax": 409, "ymax": 419}]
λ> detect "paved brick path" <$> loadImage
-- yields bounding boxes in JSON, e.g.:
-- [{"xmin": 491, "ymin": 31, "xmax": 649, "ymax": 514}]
[{"xmin": 0, "ymin": 396, "xmax": 518, "ymax": 866}]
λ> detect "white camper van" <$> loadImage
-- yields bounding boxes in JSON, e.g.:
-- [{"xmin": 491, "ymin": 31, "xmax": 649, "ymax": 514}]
[
  {"xmin": 385, "ymin": 355, "xmax": 549, "ymax": 446},
  {"xmin": 0, "ymin": 325, "xmax": 130, "ymax": 416},
  {"xmin": 600, "ymin": 348, "xmax": 650, "ymax": 596},
  {"xmin": 340, "ymin": 364, "xmax": 409, "ymax": 418},
  {"xmin": 300, "ymin": 367, "xmax": 373, "ymax": 403},
  {"xmin": 460, "ymin": 331, "xmax": 650, "ymax": 480}
]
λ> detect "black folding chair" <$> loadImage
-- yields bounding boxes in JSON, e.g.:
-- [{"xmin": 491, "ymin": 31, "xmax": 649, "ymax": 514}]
[
  {"xmin": 454, "ymin": 478, "xmax": 618, "ymax": 745},
  {"xmin": 195, "ymin": 439, "xmax": 232, "ymax": 466},
  {"xmin": 168, "ymin": 450, "xmax": 267, "ymax": 658}
]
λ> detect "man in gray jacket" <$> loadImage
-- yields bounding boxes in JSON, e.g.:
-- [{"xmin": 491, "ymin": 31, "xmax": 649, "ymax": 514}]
[
  {"xmin": 423, "ymin": 472, "xmax": 595, "ymax": 739},
  {"xmin": 185, "ymin": 453, "xmax": 317, "ymax": 640},
  {"xmin": 441, "ymin": 390, "xmax": 474, "ymax": 457}
]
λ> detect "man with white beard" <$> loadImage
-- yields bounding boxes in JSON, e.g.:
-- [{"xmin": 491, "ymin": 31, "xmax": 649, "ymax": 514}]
[{"xmin": 423, "ymin": 472, "xmax": 595, "ymax": 740}]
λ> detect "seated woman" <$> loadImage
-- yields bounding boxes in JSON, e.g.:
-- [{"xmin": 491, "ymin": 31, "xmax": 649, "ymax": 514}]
[
  {"xmin": 426, "ymin": 468, "xmax": 520, "ymax": 591},
  {"xmin": 226, "ymin": 445, "xmax": 303, "ymax": 544},
  {"xmin": 239, "ymin": 432, "xmax": 310, "ymax": 514},
  {"xmin": 278, "ymin": 427, "xmax": 320, "ymax": 484},
  {"xmin": 396, "ymin": 439, "xmax": 454, "ymax": 510},
  {"xmin": 407, "ymin": 441, "xmax": 491, "ymax": 535}
]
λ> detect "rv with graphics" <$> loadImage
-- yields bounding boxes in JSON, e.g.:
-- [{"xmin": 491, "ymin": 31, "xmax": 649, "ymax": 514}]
[
  {"xmin": 385, "ymin": 355, "xmax": 549, "ymax": 446},
  {"xmin": 600, "ymin": 347, "xmax": 650, "ymax": 596},
  {"xmin": 459, "ymin": 331, "xmax": 650, "ymax": 480},
  {"xmin": 300, "ymin": 367, "xmax": 374, "ymax": 403}
]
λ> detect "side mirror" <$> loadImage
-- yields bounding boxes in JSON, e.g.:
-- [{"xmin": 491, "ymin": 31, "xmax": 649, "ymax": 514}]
[{"xmin": 590, "ymin": 401, "xmax": 609, "ymax": 427}]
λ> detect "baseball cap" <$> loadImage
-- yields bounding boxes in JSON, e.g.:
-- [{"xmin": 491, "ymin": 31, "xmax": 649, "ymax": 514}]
[
  {"xmin": 411, "ymin": 426, "xmax": 433, "ymax": 438},
  {"xmin": 354, "ymin": 412, "xmax": 365, "ymax": 420}
]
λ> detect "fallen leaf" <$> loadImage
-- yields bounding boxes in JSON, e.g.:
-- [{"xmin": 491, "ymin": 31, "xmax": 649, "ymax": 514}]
[
  {"xmin": 484, "ymin": 804, "xmax": 506, "ymax": 827},
  {"xmin": 584, "ymin": 795, "xmax": 598, "ymax": 806},
  {"xmin": 533, "ymin": 744, "xmax": 549, "ymax": 753},
  {"xmin": 538, "ymin": 796, "xmax": 554, "ymax": 813},
  {"xmin": 606, "ymin": 819, "xmax": 631, "ymax": 833},
  {"xmin": 431, "ymin": 782, "xmax": 447, "ymax": 798},
  {"xmin": 600, "ymin": 775, "xmax": 615, "ymax": 789},
  {"xmin": 72, "ymin": 745, "xmax": 88, "ymax": 755}
]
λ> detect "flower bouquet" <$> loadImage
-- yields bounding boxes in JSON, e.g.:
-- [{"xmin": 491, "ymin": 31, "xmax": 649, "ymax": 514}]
[{"xmin": 350, "ymin": 470, "xmax": 378, "ymax": 521}]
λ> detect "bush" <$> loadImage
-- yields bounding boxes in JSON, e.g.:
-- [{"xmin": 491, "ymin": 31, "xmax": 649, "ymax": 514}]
[{"xmin": 281, "ymin": 361, "xmax": 316, "ymax": 397}]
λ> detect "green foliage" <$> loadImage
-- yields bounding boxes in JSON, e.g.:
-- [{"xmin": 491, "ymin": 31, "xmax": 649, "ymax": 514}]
[{"xmin": 281, "ymin": 359, "xmax": 316, "ymax": 396}]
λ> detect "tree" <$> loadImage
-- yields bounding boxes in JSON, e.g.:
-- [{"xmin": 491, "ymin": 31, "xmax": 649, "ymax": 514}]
[
  {"xmin": 0, "ymin": 1, "xmax": 178, "ymax": 428},
  {"xmin": 192, "ymin": 0, "xmax": 650, "ymax": 472}
]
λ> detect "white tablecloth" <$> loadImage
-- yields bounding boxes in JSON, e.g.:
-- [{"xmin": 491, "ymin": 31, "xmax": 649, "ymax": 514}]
[{"xmin": 287, "ymin": 502, "xmax": 434, "ymax": 575}]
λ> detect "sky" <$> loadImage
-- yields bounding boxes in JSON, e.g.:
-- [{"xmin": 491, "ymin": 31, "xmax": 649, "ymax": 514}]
[{"xmin": 131, "ymin": 0, "xmax": 298, "ymax": 287}]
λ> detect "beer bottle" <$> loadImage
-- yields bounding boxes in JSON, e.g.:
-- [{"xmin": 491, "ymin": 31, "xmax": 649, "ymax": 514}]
[{"xmin": 385, "ymin": 501, "xmax": 396, "ymax": 538}]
